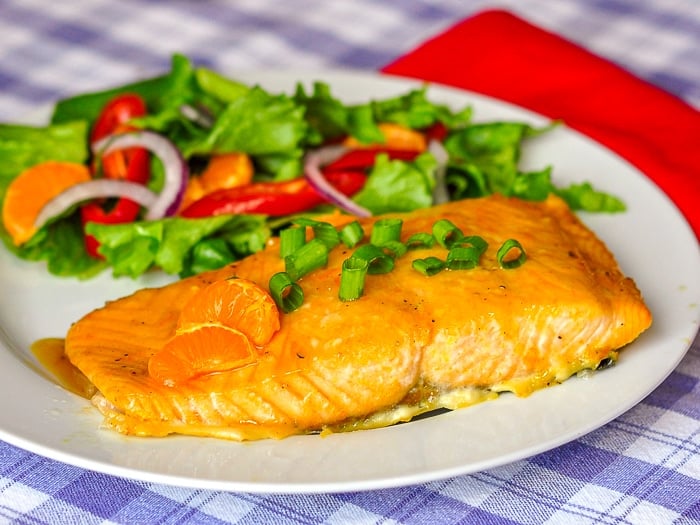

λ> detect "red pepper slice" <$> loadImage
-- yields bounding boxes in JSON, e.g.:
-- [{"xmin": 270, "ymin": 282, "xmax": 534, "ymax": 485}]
[
  {"xmin": 323, "ymin": 148, "xmax": 420, "ymax": 173},
  {"xmin": 423, "ymin": 121, "xmax": 448, "ymax": 143},
  {"xmin": 324, "ymin": 125, "xmax": 446, "ymax": 173},
  {"xmin": 90, "ymin": 94, "xmax": 147, "ymax": 142},
  {"xmin": 90, "ymin": 93, "xmax": 150, "ymax": 183},
  {"xmin": 82, "ymin": 93, "xmax": 150, "ymax": 257},
  {"xmin": 180, "ymin": 170, "xmax": 367, "ymax": 218},
  {"xmin": 80, "ymin": 177, "xmax": 148, "ymax": 257}
]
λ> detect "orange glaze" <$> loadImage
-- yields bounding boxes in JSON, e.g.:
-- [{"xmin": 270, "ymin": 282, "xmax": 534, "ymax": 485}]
[{"xmin": 64, "ymin": 194, "xmax": 652, "ymax": 440}]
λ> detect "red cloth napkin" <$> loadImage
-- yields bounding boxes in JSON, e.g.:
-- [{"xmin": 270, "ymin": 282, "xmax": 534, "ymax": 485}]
[{"xmin": 382, "ymin": 9, "xmax": 700, "ymax": 238}]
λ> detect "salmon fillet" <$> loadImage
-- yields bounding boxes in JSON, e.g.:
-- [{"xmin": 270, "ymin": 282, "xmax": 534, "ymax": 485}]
[{"xmin": 64, "ymin": 194, "xmax": 652, "ymax": 440}]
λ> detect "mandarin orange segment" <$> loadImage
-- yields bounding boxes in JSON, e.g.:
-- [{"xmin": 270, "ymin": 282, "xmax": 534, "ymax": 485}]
[
  {"xmin": 2, "ymin": 161, "xmax": 91, "ymax": 245},
  {"xmin": 178, "ymin": 153, "xmax": 253, "ymax": 211},
  {"xmin": 178, "ymin": 176, "xmax": 205, "ymax": 212},
  {"xmin": 343, "ymin": 123, "xmax": 427, "ymax": 151},
  {"xmin": 148, "ymin": 324, "xmax": 256, "ymax": 385},
  {"xmin": 199, "ymin": 153, "xmax": 253, "ymax": 192},
  {"xmin": 177, "ymin": 278, "xmax": 280, "ymax": 347}
]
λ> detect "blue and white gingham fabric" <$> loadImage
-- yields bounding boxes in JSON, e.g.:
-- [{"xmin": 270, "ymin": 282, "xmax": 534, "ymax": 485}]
[{"xmin": 0, "ymin": 1, "xmax": 699, "ymax": 523}]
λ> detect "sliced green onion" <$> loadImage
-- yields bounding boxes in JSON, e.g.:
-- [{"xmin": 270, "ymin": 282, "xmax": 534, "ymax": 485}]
[
  {"xmin": 432, "ymin": 219, "xmax": 464, "ymax": 248},
  {"xmin": 455, "ymin": 235, "xmax": 488, "ymax": 253},
  {"xmin": 292, "ymin": 217, "xmax": 322, "ymax": 228},
  {"xmin": 405, "ymin": 232, "xmax": 435, "ymax": 250},
  {"xmin": 284, "ymin": 238, "xmax": 328, "ymax": 281},
  {"xmin": 351, "ymin": 244, "xmax": 394, "ymax": 275},
  {"xmin": 446, "ymin": 246, "xmax": 480, "ymax": 270},
  {"xmin": 339, "ymin": 256, "xmax": 369, "ymax": 301},
  {"xmin": 378, "ymin": 240, "xmax": 408, "ymax": 259},
  {"xmin": 370, "ymin": 218, "xmax": 403, "ymax": 246},
  {"xmin": 447, "ymin": 235, "xmax": 489, "ymax": 270},
  {"xmin": 269, "ymin": 272, "xmax": 304, "ymax": 313},
  {"xmin": 339, "ymin": 220, "xmax": 364, "ymax": 248},
  {"xmin": 412, "ymin": 256, "xmax": 445, "ymax": 276},
  {"xmin": 293, "ymin": 217, "xmax": 340, "ymax": 249},
  {"xmin": 279, "ymin": 226, "xmax": 306, "ymax": 258},
  {"xmin": 497, "ymin": 239, "xmax": 527, "ymax": 269},
  {"xmin": 312, "ymin": 223, "xmax": 340, "ymax": 249}
]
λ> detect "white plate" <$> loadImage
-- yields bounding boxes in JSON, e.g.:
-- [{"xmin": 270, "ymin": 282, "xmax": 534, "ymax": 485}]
[{"xmin": 0, "ymin": 71, "xmax": 698, "ymax": 494}]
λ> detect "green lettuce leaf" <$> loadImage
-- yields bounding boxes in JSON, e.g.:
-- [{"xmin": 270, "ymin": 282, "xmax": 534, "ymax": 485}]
[
  {"xmin": 443, "ymin": 120, "xmax": 625, "ymax": 211},
  {"xmin": 0, "ymin": 120, "xmax": 99, "ymax": 278},
  {"xmin": 510, "ymin": 167, "xmax": 555, "ymax": 201},
  {"xmin": 444, "ymin": 122, "xmax": 546, "ymax": 196},
  {"xmin": 0, "ymin": 121, "xmax": 89, "ymax": 201},
  {"xmin": 194, "ymin": 67, "xmax": 250, "ymax": 105},
  {"xmin": 293, "ymin": 82, "xmax": 472, "ymax": 146},
  {"xmin": 555, "ymin": 182, "xmax": 626, "ymax": 212},
  {"xmin": 369, "ymin": 85, "xmax": 472, "ymax": 130},
  {"xmin": 292, "ymin": 81, "xmax": 351, "ymax": 146},
  {"xmin": 182, "ymin": 87, "xmax": 309, "ymax": 179},
  {"xmin": 353, "ymin": 153, "xmax": 436, "ymax": 214},
  {"xmin": 86, "ymin": 214, "xmax": 270, "ymax": 278},
  {"xmin": 5, "ymin": 216, "xmax": 106, "ymax": 279},
  {"xmin": 51, "ymin": 54, "xmax": 198, "ymax": 125}
]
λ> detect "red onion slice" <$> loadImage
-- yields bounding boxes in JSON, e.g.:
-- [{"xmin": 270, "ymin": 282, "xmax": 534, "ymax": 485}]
[
  {"xmin": 92, "ymin": 131, "xmax": 189, "ymax": 219},
  {"xmin": 34, "ymin": 179, "xmax": 158, "ymax": 230},
  {"xmin": 303, "ymin": 145, "xmax": 372, "ymax": 218}
]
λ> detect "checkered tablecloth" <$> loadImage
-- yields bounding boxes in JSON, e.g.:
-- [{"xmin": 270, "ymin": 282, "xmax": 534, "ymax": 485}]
[{"xmin": 0, "ymin": 1, "xmax": 698, "ymax": 523}]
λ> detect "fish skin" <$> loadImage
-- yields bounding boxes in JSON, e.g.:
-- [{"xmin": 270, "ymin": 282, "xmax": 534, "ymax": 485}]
[{"xmin": 65, "ymin": 194, "xmax": 652, "ymax": 440}]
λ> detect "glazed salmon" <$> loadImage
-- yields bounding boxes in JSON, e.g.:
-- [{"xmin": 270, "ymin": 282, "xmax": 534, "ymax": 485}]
[{"xmin": 64, "ymin": 194, "xmax": 652, "ymax": 440}]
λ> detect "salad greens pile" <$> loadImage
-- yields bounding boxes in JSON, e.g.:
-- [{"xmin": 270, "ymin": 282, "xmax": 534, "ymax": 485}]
[{"xmin": 0, "ymin": 54, "xmax": 624, "ymax": 280}]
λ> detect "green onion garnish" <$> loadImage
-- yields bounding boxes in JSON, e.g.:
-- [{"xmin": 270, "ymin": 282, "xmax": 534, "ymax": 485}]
[
  {"xmin": 455, "ymin": 235, "xmax": 488, "ymax": 253},
  {"xmin": 432, "ymin": 219, "xmax": 464, "ymax": 248},
  {"xmin": 293, "ymin": 217, "xmax": 340, "ymax": 249},
  {"xmin": 412, "ymin": 257, "xmax": 446, "ymax": 276},
  {"xmin": 405, "ymin": 232, "xmax": 435, "ymax": 250},
  {"xmin": 269, "ymin": 272, "xmax": 304, "ymax": 313},
  {"xmin": 379, "ymin": 240, "xmax": 408, "ymax": 259},
  {"xmin": 339, "ymin": 220, "xmax": 364, "ymax": 248},
  {"xmin": 370, "ymin": 218, "xmax": 403, "ymax": 246},
  {"xmin": 284, "ymin": 238, "xmax": 329, "ymax": 281},
  {"xmin": 447, "ymin": 235, "xmax": 489, "ymax": 270},
  {"xmin": 497, "ymin": 239, "xmax": 527, "ymax": 269},
  {"xmin": 279, "ymin": 226, "xmax": 306, "ymax": 258},
  {"xmin": 446, "ymin": 246, "xmax": 480, "ymax": 270},
  {"xmin": 351, "ymin": 244, "xmax": 395, "ymax": 275},
  {"xmin": 338, "ymin": 256, "xmax": 369, "ymax": 302}
]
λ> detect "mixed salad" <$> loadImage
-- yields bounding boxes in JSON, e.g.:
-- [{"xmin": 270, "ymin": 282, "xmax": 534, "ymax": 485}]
[{"xmin": 0, "ymin": 54, "xmax": 624, "ymax": 280}]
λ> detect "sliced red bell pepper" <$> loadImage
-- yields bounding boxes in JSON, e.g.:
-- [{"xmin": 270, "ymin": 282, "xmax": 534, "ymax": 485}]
[
  {"xmin": 82, "ymin": 93, "xmax": 150, "ymax": 257},
  {"xmin": 90, "ymin": 94, "xmax": 147, "ymax": 142},
  {"xmin": 324, "ymin": 124, "xmax": 446, "ymax": 172},
  {"xmin": 322, "ymin": 148, "xmax": 421, "ymax": 173},
  {"xmin": 180, "ymin": 170, "xmax": 367, "ymax": 218},
  {"xmin": 423, "ymin": 121, "xmax": 448, "ymax": 143}
]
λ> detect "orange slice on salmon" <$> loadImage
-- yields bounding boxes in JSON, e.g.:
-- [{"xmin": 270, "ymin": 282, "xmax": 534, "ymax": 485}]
[
  {"xmin": 148, "ymin": 324, "xmax": 256, "ymax": 385},
  {"xmin": 176, "ymin": 277, "xmax": 280, "ymax": 346},
  {"xmin": 148, "ymin": 277, "xmax": 280, "ymax": 385}
]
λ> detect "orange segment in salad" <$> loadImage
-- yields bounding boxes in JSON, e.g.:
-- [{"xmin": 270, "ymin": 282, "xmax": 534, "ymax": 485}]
[
  {"xmin": 2, "ymin": 161, "xmax": 91, "ymax": 245},
  {"xmin": 178, "ymin": 152, "xmax": 254, "ymax": 211},
  {"xmin": 343, "ymin": 123, "xmax": 427, "ymax": 151}
]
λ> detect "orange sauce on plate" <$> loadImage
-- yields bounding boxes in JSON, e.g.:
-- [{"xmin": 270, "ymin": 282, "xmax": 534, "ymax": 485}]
[{"xmin": 31, "ymin": 338, "xmax": 95, "ymax": 399}]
